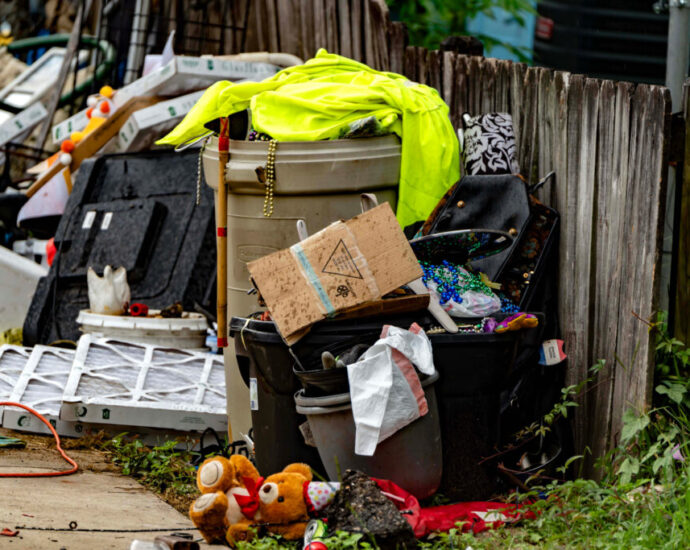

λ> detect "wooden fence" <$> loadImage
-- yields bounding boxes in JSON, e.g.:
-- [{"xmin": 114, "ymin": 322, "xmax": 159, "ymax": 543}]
[{"xmin": 187, "ymin": 0, "xmax": 673, "ymax": 462}]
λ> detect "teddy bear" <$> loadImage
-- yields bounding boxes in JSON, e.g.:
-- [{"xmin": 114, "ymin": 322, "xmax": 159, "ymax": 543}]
[
  {"xmin": 189, "ymin": 454, "xmax": 261, "ymax": 543},
  {"xmin": 189, "ymin": 455, "xmax": 339, "ymax": 546}
]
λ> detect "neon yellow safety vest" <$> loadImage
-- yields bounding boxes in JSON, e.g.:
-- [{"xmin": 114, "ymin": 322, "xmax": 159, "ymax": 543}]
[{"xmin": 158, "ymin": 50, "xmax": 459, "ymax": 227}]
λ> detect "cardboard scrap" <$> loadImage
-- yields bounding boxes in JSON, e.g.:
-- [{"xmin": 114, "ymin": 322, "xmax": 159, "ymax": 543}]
[{"xmin": 248, "ymin": 203, "xmax": 422, "ymax": 344}]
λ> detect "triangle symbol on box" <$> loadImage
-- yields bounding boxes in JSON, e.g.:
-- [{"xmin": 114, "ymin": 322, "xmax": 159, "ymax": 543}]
[{"xmin": 322, "ymin": 239, "xmax": 363, "ymax": 279}]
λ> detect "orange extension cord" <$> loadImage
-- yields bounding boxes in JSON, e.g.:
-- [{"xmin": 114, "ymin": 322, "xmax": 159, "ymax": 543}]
[{"xmin": 0, "ymin": 402, "xmax": 78, "ymax": 477}]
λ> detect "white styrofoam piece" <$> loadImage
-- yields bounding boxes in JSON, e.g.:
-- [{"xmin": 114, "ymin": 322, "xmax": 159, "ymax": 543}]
[
  {"xmin": 0, "ymin": 246, "xmax": 48, "ymax": 331},
  {"xmin": 3, "ymin": 345, "xmax": 75, "ymax": 435},
  {"xmin": 60, "ymin": 336, "xmax": 227, "ymax": 432},
  {"xmin": 0, "ymin": 345, "xmax": 32, "ymax": 424}
]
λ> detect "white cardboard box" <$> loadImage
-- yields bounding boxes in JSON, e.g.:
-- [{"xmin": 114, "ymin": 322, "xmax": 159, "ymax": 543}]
[
  {"xmin": 52, "ymin": 55, "xmax": 280, "ymax": 144},
  {"xmin": 117, "ymin": 90, "xmax": 205, "ymax": 152}
]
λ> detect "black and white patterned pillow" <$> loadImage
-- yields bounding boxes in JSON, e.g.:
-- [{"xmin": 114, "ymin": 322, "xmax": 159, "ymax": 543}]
[{"xmin": 461, "ymin": 112, "xmax": 520, "ymax": 176}]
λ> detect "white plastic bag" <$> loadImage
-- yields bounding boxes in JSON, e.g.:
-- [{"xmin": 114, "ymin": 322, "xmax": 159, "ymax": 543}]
[
  {"xmin": 423, "ymin": 264, "xmax": 501, "ymax": 318},
  {"xmin": 347, "ymin": 323, "xmax": 435, "ymax": 456},
  {"xmin": 87, "ymin": 265, "xmax": 130, "ymax": 315}
]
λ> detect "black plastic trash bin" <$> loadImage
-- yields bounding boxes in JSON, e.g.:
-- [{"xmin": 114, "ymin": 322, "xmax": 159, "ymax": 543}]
[
  {"xmin": 229, "ymin": 317, "xmax": 326, "ymax": 475},
  {"xmin": 231, "ymin": 312, "xmax": 540, "ymax": 498}
]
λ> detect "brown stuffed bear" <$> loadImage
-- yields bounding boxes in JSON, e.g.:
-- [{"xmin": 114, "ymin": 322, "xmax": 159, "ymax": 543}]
[
  {"xmin": 189, "ymin": 454, "xmax": 261, "ymax": 543},
  {"xmin": 226, "ymin": 462, "xmax": 314, "ymax": 545},
  {"xmin": 190, "ymin": 456, "xmax": 339, "ymax": 546}
]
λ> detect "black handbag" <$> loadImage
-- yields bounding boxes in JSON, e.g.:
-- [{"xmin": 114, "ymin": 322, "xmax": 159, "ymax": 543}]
[{"xmin": 421, "ymin": 174, "xmax": 532, "ymax": 280}]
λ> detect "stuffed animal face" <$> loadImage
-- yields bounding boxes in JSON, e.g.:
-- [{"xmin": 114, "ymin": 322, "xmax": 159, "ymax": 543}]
[
  {"xmin": 258, "ymin": 471, "xmax": 310, "ymax": 524},
  {"xmin": 196, "ymin": 455, "xmax": 259, "ymax": 494}
]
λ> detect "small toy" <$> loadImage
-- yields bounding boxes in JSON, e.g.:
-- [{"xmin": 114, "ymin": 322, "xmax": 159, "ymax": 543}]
[
  {"xmin": 495, "ymin": 312, "xmax": 538, "ymax": 333},
  {"xmin": 128, "ymin": 303, "xmax": 149, "ymax": 317}
]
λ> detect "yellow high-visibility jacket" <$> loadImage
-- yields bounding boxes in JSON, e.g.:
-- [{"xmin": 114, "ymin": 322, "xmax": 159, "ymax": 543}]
[{"xmin": 158, "ymin": 50, "xmax": 459, "ymax": 227}]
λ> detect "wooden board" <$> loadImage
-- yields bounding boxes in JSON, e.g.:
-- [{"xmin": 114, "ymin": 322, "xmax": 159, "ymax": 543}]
[{"xmin": 26, "ymin": 97, "xmax": 161, "ymax": 198}]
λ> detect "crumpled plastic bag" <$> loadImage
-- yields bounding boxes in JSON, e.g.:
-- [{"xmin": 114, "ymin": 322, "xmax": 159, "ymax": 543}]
[
  {"xmin": 425, "ymin": 281, "xmax": 501, "ymax": 318},
  {"xmin": 87, "ymin": 265, "xmax": 130, "ymax": 315},
  {"xmin": 347, "ymin": 323, "xmax": 435, "ymax": 456}
]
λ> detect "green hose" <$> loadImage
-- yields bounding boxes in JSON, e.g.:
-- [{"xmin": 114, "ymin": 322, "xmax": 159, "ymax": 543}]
[{"xmin": 6, "ymin": 34, "xmax": 116, "ymax": 107}]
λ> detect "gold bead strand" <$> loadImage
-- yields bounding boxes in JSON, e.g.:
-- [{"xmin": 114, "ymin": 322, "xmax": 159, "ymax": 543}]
[{"xmin": 263, "ymin": 139, "xmax": 277, "ymax": 217}]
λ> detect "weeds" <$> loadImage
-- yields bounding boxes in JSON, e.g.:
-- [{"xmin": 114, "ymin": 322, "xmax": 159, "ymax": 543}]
[{"xmin": 101, "ymin": 435, "xmax": 199, "ymax": 497}]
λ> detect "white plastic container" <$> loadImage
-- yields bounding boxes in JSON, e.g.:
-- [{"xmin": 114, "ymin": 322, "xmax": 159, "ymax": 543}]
[
  {"xmin": 203, "ymin": 135, "xmax": 401, "ymax": 441},
  {"xmin": 76, "ymin": 309, "xmax": 208, "ymax": 350},
  {"xmin": 0, "ymin": 246, "xmax": 47, "ymax": 332}
]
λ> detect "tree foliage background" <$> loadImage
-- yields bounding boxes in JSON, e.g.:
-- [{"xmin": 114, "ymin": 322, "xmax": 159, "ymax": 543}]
[{"xmin": 386, "ymin": 0, "xmax": 535, "ymax": 59}]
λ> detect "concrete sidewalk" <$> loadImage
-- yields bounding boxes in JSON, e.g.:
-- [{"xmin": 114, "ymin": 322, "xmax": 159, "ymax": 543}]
[{"xmin": 0, "ymin": 431, "xmax": 216, "ymax": 550}]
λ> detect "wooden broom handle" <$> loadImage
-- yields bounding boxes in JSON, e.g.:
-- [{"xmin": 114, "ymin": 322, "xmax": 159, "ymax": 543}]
[{"xmin": 216, "ymin": 117, "xmax": 230, "ymax": 349}]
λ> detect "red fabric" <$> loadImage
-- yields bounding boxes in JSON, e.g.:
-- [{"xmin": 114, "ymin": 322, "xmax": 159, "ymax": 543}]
[
  {"xmin": 373, "ymin": 478, "xmax": 534, "ymax": 537},
  {"xmin": 233, "ymin": 476, "xmax": 264, "ymax": 519},
  {"xmin": 303, "ymin": 480, "xmax": 315, "ymax": 515}
]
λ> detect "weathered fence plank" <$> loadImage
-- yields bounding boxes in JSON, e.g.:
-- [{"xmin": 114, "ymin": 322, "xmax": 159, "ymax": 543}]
[
  {"xmin": 325, "ymin": 0, "xmax": 338, "ymax": 53},
  {"xmin": 298, "ymin": 0, "xmax": 315, "ymax": 58},
  {"xmin": 589, "ymin": 79, "xmax": 619, "ymax": 464},
  {"xmin": 277, "ymin": 0, "xmax": 301, "ymax": 55},
  {"xmin": 337, "ymin": 0, "xmax": 352, "ymax": 58},
  {"xmin": 388, "ymin": 21, "xmax": 406, "ymax": 75},
  {"xmin": 572, "ymin": 78, "xmax": 599, "ymax": 451},
  {"xmin": 561, "ymin": 74, "xmax": 585, "ymax": 445},
  {"xmin": 350, "ymin": 0, "xmax": 363, "ymax": 62},
  {"xmin": 427, "ymin": 50, "xmax": 441, "ymax": 95}
]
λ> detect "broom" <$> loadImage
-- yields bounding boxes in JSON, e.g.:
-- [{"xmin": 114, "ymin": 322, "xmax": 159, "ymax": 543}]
[{"xmin": 217, "ymin": 117, "xmax": 230, "ymax": 350}]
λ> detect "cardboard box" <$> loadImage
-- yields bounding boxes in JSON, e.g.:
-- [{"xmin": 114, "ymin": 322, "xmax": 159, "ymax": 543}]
[
  {"xmin": 52, "ymin": 55, "xmax": 279, "ymax": 144},
  {"xmin": 117, "ymin": 90, "xmax": 204, "ymax": 151},
  {"xmin": 247, "ymin": 203, "xmax": 422, "ymax": 344}
]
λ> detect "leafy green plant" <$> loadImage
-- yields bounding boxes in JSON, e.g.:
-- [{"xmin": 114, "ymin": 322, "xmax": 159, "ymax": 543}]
[
  {"xmin": 602, "ymin": 314, "xmax": 690, "ymax": 487},
  {"xmin": 386, "ymin": 0, "xmax": 535, "ymax": 61},
  {"xmin": 101, "ymin": 434, "xmax": 199, "ymax": 496}
]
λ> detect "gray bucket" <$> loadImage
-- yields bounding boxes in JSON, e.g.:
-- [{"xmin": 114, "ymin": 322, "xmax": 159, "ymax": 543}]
[{"xmin": 295, "ymin": 371, "xmax": 442, "ymax": 499}]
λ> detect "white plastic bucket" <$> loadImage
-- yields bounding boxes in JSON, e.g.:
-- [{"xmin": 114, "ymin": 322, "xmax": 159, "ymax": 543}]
[{"xmin": 76, "ymin": 309, "xmax": 208, "ymax": 350}]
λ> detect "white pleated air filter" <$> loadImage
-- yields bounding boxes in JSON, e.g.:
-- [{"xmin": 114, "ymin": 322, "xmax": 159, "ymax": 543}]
[
  {"xmin": 60, "ymin": 336, "xmax": 227, "ymax": 432},
  {"xmin": 4, "ymin": 345, "xmax": 75, "ymax": 434},
  {"xmin": 0, "ymin": 345, "xmax": 31, "ymax": 424}
]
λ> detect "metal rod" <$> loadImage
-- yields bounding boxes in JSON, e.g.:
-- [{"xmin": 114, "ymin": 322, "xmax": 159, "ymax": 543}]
[{"xmin": 665, "ymin": 1, "xmax": 690, "ymax": 111}]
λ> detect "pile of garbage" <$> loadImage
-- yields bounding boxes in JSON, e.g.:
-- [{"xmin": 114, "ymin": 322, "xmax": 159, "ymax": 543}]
[
  {"xmin": 149, "ymin": 51, "xmax": 565, "ymax": 547},
  {"xmin": 0, "ymin": 29, "xmax": 568, "ymax": 548}
]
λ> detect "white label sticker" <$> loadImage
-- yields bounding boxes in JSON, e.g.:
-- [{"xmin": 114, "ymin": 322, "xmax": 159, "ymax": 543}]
[
  {"xmin": 250, "ymin": 378, "xmax": 258, "ymax": 411},
  {"xmin": 542, "ymin": 339, "xmax": 563, "ymax": 366},
  {"xmin": 101, "ymin": 212, "xmax": 113, "ymax": 230},
  {"xmin": 82, "ymin": 210, "xmax": 96, "ymax": 229}
]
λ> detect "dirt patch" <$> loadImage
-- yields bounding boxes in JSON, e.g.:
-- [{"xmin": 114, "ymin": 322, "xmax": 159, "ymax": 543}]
[
  {"xmin": 0, "ymin": 427, "xmax": 119, "ymax": 473},
  {"xmin": 0, "ymin": 428, "xmax": 198, "ymax": 514}
]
